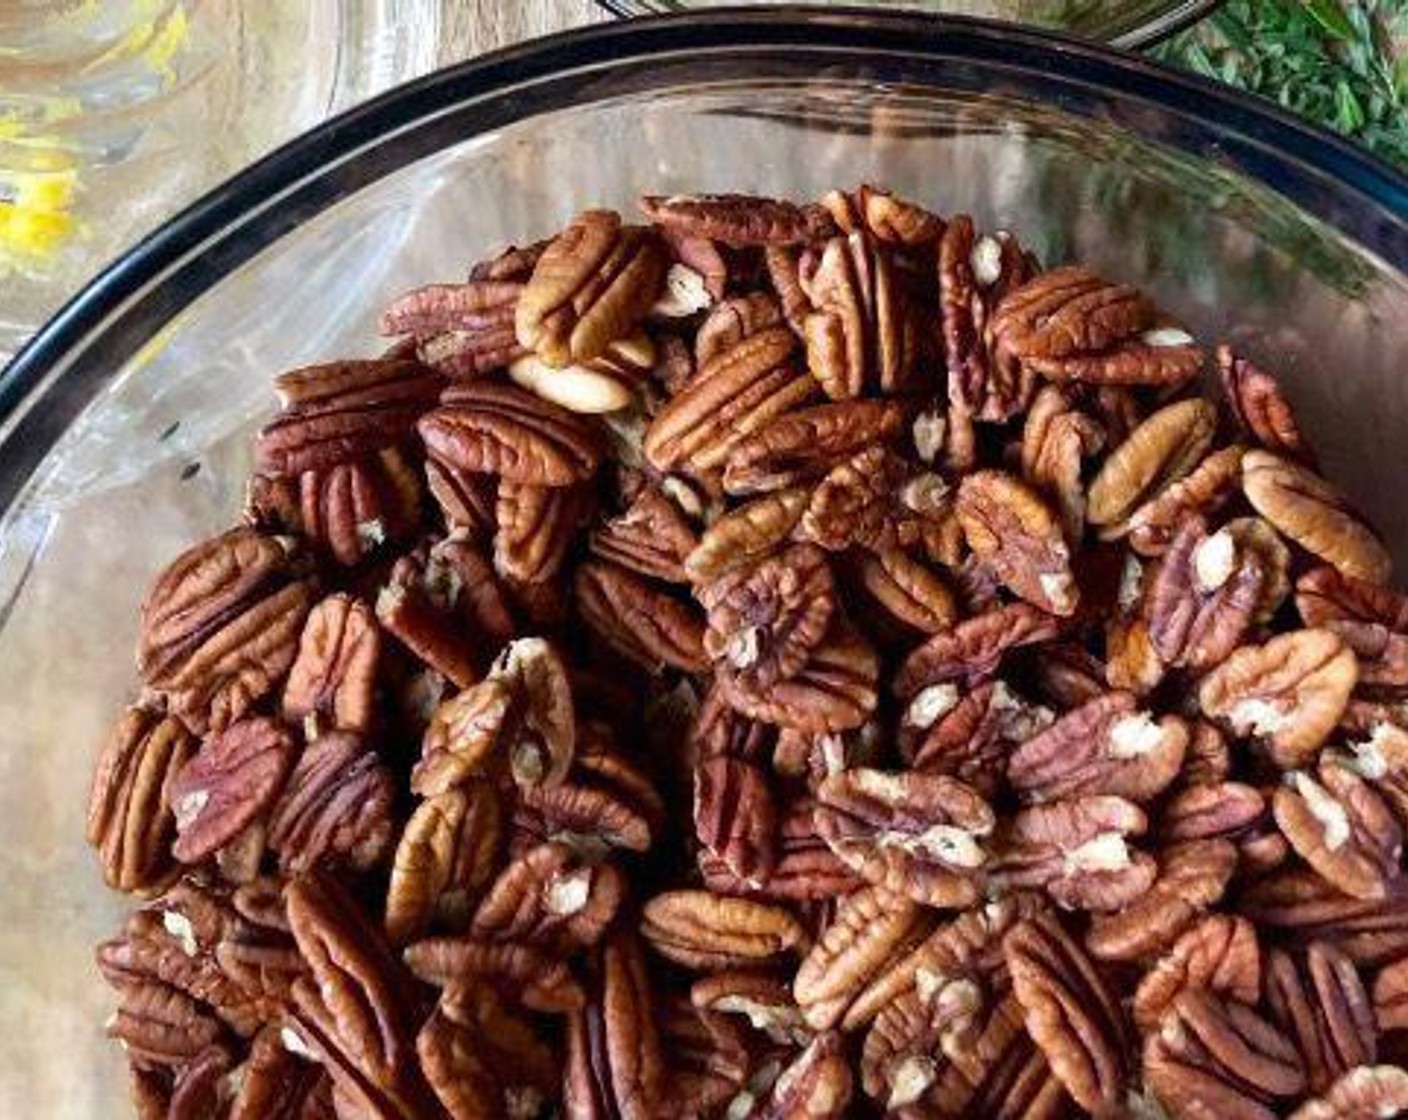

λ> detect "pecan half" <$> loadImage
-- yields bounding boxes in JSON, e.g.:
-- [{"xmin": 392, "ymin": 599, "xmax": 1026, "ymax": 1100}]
[
  {"xmin": 1087, "ymin": 397, "xmax": 1218, "ymax": 531},
  {"xmin": 281, "ymin": 594, "xmax": 380, "ymax": 737},
  {"xmin": 1297, "ymin": 565, "xmax": 1408, "ymax": 688},
  {"xmin": 380, "ymin": 265, "xmax": 531, "ymax": 378},
  {"xmin": 1240, "ymin": 867, "xmax": 1408, "ymax": 968},
  {"xmin": 814, "ymin": 768, "xmax": 994, "ymax": 907},
  {"xmin": 1126, "ymin": 443, "xmax": 1246, "ymax": 557},
  {"xmin": 471, "ymin": 841, "xmax": 625, "ymax": 953},
  {"xmin": 1265, "ymin": 941, "xmax": 1377, "ymax": 1094},
  {"xmin": 695, "ymin": 755, "xmax": 778, "ymax": 887},
  {"xmin": 292, "ymin": 448, "xmax": 423, "ymax": 566},
  {"xmin": 640, "ymin": 193, "xmax": 837, "ymax": 247},
  {"xmin": 754, "ymin": 1031, "xmax": 854, "ymax": 1119},
  {"xmin": 575, "ymin": 558, "xmax": 708, "ymax": 673},
  {"xmin": 591, "ymin": 487, "xmax": 699, "ymax": 583},
  {"xmin": 514, "ymin": 210, "xmax": 667, "ymax": 366},
  {"xmin": 822, "ymin": 184, "xmax": 943, "ymax": 246},
  {"xmin": 895, "ymin": 602, "xmax": 1063, "ymax": 697},
  {"xmin": 1199, "ymin": 628, "xmax": 1358, "ymax": 770},
  {"xmin": 1219, "ymin": 345, "xmax": 1319, "ymax": 468},
  {"xmin": 1020, "ymin": 384, "xmax": 1105, "ymax": 540},
  {"xmin": 403, "ymin": 936, "xmax": 585, "ymax": 1013},
  {"xmin": 1243, "ymin": 449, "xmax": 1391, "ymax": 585},
  {"xmin": 1133, "ymin": 914, "xmax": 1263, "ymax": 1032},
  {"xmin": 955, "ymin": 470, "xmax": 1078, "ymax": 616},
  {"xmin": 1007, "ymin": 692, "xmax": 1188, "ymax": 804},
  {"xmin": 722, "ymin": 399, "xmax": 905, "ymax": 496},
  {"xmin": 1290, "ymin": 1065, "xmax": 1408, "ymax": 1120},
  {"xmin": 685, "ymin": 487, "xmax": 810, "ymax": 583},
  {"xmin": 1005, "ymin": 911, "xmax": 1131, "ymax": 1114},
  {"xmin": 494, "ymin": 480, "xmax": 592, "ymax": 583},
  {"xmin": 87, "ymin": 707, "xmax": 194, "ymax": 892},
  {"xmin": 641, "ymin": 891, "xmax": 806, "ymax": 970}
]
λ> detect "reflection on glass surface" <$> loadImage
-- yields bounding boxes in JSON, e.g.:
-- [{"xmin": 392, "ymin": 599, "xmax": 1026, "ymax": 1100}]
[{"xmin": 0, "ymin": 17, "xmax": 1406, "ymax": 1117}]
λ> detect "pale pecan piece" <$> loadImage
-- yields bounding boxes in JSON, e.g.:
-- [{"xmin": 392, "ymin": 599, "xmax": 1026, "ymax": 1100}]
[
  {"xmin": 940, "ymin": 215, "xmax": 1039, "ymax": 422},
  {"xmin": 591, "ymin": 487, "xmax": 698, "ymax": 583},
  {"xmin": 1007, "ymin": 692, "xmax": 1188, "ymax": 804},
  {"xmin": 514, "ymin": 210, "xmax": 667, "ymax": 366},
  {"xmin": 404, "ymin": 936, "xmax": 585, "ymax": 1013},
  {"xmin": 1290, "ymin": 1065, "xmax": 1408, "ymax": 1120},
  {"xmin": 990, "ymin": 265, "xmax": 1202, "ymax": 385},
  {"xmin": 814, "ymin": 768, "xmax": 994, "ymax": 907},
  {"xmin": 822, "ymin": 184, "xmax": 943, "ymax": 246},
  {"xmin": 418, "ymin": 381, "xmax": 603, "ymax": 486},
  {"xmin": 684, "ymin": 487, "xmax": 809, "ymax": 583},
  {"xmin": 137, "ymin": 527, "xmax": 314, "ymax": 733},
  {"xmin": 471, "ymin": 841, "xmax": 625, "ymax": 952},
  {"xmin": 1219, "ymin": 345, "xmax": 1319, "ymax": 468},
  {"xmin": 1199, "ymin": 628, "xmax": 1358, "ymax": 769},
  {"xmin": 376, "ymin": 534, "xmax": 515, "ymax": 688},
  {"xmin": 1297, "ymin": 566, "xmax": 1408, "ymax": 688},
  {"xmin": 641, "ymin": 890, "xmax": 806, "ymax": 970},
  {"xmin": 284, "ymin": 872, "xmax": 438, "ymax": 1117},
  {"xmin": 793, "ymin": 885, "xmax": 934, "ymax": 1031},
  {"xmin": 1143, "ymin": 990, "xmax": 1306, "ymax": 1120},
  {"xmin": 717, "ymin": 619, "xmax": 880, "ymax": 735},
  {"xmin": 844, "ymin": 548, "xmax": 957, "ymax": 639},
  {"xmin": 722, "ymin": 399, "xmax": 904, "ymax": 496},
  {"xmin": 564, "ymin": 929, "xmax": 665, "ymax": 1120},
  {"xmin": 281, "ymin": 594, "xmax": 380, "ymax": 737},
  {"xmin": 167, "ymin": 717, "xmax": 293, "ymax": 865},
  {"xmin": 1143, "ymin": 516, "xmax": 1265, "ymax": 673},
  {"xmin": 699, "ymin": 543, "xmax": 835, "ymax": 689},
  {"xmin": 1126, "ymin": 443, "xmax": 1246, "ymax": 556},
  {"xmin": 1273, "ymin": 759, "xmax": 1402, "ymax": 901},
  {"xmin": 1087, "ymin": 839, "xmax": 1238, "ymax": 962},
  {"xmin": 754, "ymin": 1031, "xmax": 854, "ymax": 1120},
  {"xmin": 1005, "ymin": 911, "xmax": 1130, "ymax": 1114},
  {"xmin": 640, "ymin": 192, "xmax": 837, "ymax": 247},
  {"xmin": 895, "ymin": 601, "xmax": 1063, "ymax": 697},
  {"xmin": 291, "ymin": 447, "xmax": 423, "ymax": 566},
  {"xmin": 1243, "ymin": 449, "xmax": 1391, "ymax": 585},
  {"xmin": 1266, "ymin": 941, "xmax": 1377, "ymax": 1093},
  {"xmin": 955, "ymin": 470, "xmax": 1078, "ymax": 616},
  {"xmin": 87, "ymin": 707, "xmax": 193, "ymax": 892},
  {"xmin": 1134, "ymin": 915, "xmax": 1263, "ymax": 1033},
  {"xmin": 575, "ymin": 558, "xmax": 707, "ymax": 673},
  {"xmin": 643, "ymin": 325, "xmax": 816, "ymax": 474},
  {"xmin": 695, "ymin": 755, "xmax": 778, "ymax": 887},
  {"xmin": 657, "ymin": 228, "xmax": 727, "ymax": 307},
  {"xmin": 267, "ymin": 732, "xmax": 395, "ymax": 875},
  {"xmin": 507, "ymin": 332, "xmax": 652, "ymax": 415},
  {"xmin": 1087, "ymin": 397, "xmax": 1218, "ymax": 531},
  {"xmin": 256, "ymin": 358, "xmax": 443, "ymax": 476},
  {"xmin": 993, "ymin": 795, "xmax": 1157, "ymax": 912},
  {"xmin": 799, "ymin": 231, "xmax": 925, "ymax": 399},
  {"xmin": 1020, "ymin": 384, "xmax": 1105, "ymax": 540},
  {"xmin": 494, "ymin": 479, "xmax": 591, "ymax": 583},
  {"xmin": 384, "ymin": 783, "xmax": 503, "ymax": 945}
]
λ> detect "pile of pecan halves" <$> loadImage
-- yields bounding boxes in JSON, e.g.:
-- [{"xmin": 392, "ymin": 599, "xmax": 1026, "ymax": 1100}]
[{"xmin": 86, "ymin": 186, "xmax": 1408, "ymax": 1120}]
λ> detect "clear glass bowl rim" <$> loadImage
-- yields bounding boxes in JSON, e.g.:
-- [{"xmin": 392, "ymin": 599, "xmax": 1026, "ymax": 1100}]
[
  {"xmin": 4, "ymin": 6, "xmax": 1408, "ymax": 517},
  {"xmin": 594, "ymin": 0, "xmax": 1224, "ymax": 49}
]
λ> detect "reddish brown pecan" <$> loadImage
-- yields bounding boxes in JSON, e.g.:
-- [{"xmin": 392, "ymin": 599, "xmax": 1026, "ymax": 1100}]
[
  {"xmin": 575, "ymin": 558, "xmax": 707, "ymax": 673},
  {"xmin": 1273, "ymin": 758, "xmax": 1402, "ymax": 902},
  {"xmin": 1219, "ymin": 345, "xmax": 1319, "ymax": 468},
  {"xmin": 822, "ymin": 184, "xmax": 944, "ymax": 247},
  {"xmin": 900, "ymin": 680, "xmax": 1052, "ymax": 798},
  {"xmin": 137, "ymin": 527, "xmax": 314, "ymax": 733},
  {"xmin": 1143, "ymin": 990, "xmax": 1306, "ymax": 1120},
  {"xmin": 1133, "ymin": 914, "xmax": 1263, "ymax": 1033},
  {"xmin": 895, "ymin": 601, "xmax": 1063, "ymax": 697},
  {"xmin": 1297, "ymin": 565, "xmax": 1408, "ymax": 688},
  {"xmin": 940, "ymin": 215, "xmax": 1039, "ymax": 423},
  {"xmin": 404, "ymin": 936, "xmax": 585, "ymax": 1013},
  {"xmin": 1243, "ymin": 449, "xmax": 1391, "ymax": 585},
  {"xmin": 1265, "ymin": 941, "xmax": 1377, "ymax": 1094},
  {"xmin": 795, "ymin": 446, "xmax": 909, "ymax": 553},
  {"xmin": 471, "ymin": 841, "xmax": 625, "ymax": 953},
  {"xmin": 1240, "ymin": 867, "xmax": 1408, "ymax": 968},
  {"xmin": 992, "ymin": 795, "xmax": 1156, "ymax": 912},
  {"xmin": 641, "ymin": 890, "xmax": 806, "ymax": 970},
  {"xmin": 591, "ymin": 487, "xmax": 698, "ymax": 583},
  {"xmin": 694, "ymin": 755, "xmax": 778, "ymax": 887},
  {"xmin": 814, "ymin": 768, "xmax": 994, "ymax": 907},
  {"xmin": 844, "ymin": 547, "xmax": 957, "ymax": 641},
  {"xmin": 1199, "ymin": 628, "xmax": 1358, "ymax": 770},
  {"xmin": 418, "ymin": 379, "xmax": 604, "ymax": 489},
  {"xmin": 1126, "ymin": 443, "xmax": 1246, "ymax": 557},
  {"xmin": 87, "ymin": 707, "xmax": 193, "ymax": 893},
  {"xmin": 514, "ymin": 209, "xmax": 667, "ymax": 366},
  {"xmin": 722, "ymin": 399, "xmax": 905, "ymax": 496},
  {"xmin": 1007, "ymin": 691, "xmax": 1188, "ymax": 805},
  {"xmin": 1159, "ymin": 781, "xmax": 1269, "ymax": 845},
  {"xmin": 422, "ymin": 452, "xmax": 497, "ymax": 535},
  {"xmin": 494, "ymin": 479, "xmax": 592, "ymax": 583},
  {"xmin": 640, "ymin": 192, "xmax": 837, "ymax": 247},
  {"xmin": 1005, "ymin": 911, "xmax": 1131, "ymax": 1114},
  {"xmin": 381, "ymin": 266, "xmax": 530, "ymax": 378},
  {"xmin": 955, "ymin": 470, "xmax": 1078, "ymax": 616},
  {"xmin": 287, "ymin": 447, "xmax": 422, "ymax": 566},
  {"xmin": 256, "ymin": 358, "xmax": 443, "ymax": 477},
  {"xmin": 799, "ymin": 231, "xmax": 926, "ymax": 399},
  {"xmin": 1290, "ymin": 1065, "xmax": 1408, "ymax": 1120},
  {"xmin": 685, "ymin": 487, "xmax": 809, "ymax": 583},
  {"xmin": 1020, "ymin": 384, "xmax": 1105, "ymax": 540},
  {"xmin": 1086, "ymin": 839, "xmax": 1239, "ymax": 962},
  {"xmin": 167, "ymin": 717, "xmax": 294, "ymax": 865},
  {"xmin": 516, "ymin": 746, "xmax": 660, "ymax": 854},
  {"xmin": 281, "ymin": 594, "xmax": 380, "ymax": 737},
  {"xmin": 1087, "ymin": 397, "xmax": 1218, "ymax": 532},
  {"xmin": 267, "ymin": 732, "xmax": 395, "ymax": 875},
  {"xmin": 695, "ymin": 291, "xmax": 785, "ymax": 367}
]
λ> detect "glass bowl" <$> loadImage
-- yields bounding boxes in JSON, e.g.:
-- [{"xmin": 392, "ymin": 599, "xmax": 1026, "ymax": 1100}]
[
  {"xmin": 596, "ymin": 0, "xmax": 1222, "ymax": 47},
  {"xmin": 3, "ymin": 9, "xmax": 1408, "ymax": 1115}
]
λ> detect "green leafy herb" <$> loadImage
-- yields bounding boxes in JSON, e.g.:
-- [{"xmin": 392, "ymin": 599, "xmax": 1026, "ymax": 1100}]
[{"xmin": 1155, "ymin": 0, "xmax": 1408, "ymax": 167}]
